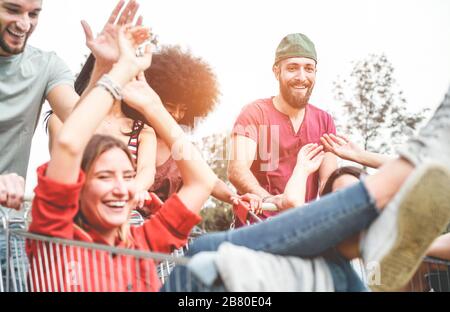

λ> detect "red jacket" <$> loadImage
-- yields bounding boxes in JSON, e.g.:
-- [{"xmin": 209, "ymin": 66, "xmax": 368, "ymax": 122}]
[{"xmin": 26, "ymin": 163, "xmax": 201, "ymax": 292}]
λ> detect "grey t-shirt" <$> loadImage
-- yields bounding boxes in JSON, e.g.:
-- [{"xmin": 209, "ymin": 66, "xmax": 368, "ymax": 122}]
[{"xmin": 0, "ymin": 45, "xmax": 74, "ymax": 178}]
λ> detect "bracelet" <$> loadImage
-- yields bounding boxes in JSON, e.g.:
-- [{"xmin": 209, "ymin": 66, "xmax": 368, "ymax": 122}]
[{"xmin": 96, "ymin": 74, "xmax": 123, "ymax": 101}]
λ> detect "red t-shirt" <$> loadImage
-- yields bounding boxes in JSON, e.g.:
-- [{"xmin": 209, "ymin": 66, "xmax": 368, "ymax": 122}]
[
  {"xmin": 27, "ymin": 163, "xmax": 201, "ymax": 292},
  {"xmin": 232, "ymin": 98, "xmax": 336, "ymax": 213}
]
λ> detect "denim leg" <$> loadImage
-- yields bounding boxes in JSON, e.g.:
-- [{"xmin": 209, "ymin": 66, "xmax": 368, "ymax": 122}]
[
  {"xmin": 188, "ymin": 181, "xmax": 378, "ymax": 258},
  {"xmin": 164, "ymin": 250, "xmax": 367, "ymax": 292},
  {"xmin": 160, "ymin": 265, "xmax": 226, "ymax": 292},
  {"xmin": 323, "ymin": 249, "xmax": 368, "ymax": 292}
]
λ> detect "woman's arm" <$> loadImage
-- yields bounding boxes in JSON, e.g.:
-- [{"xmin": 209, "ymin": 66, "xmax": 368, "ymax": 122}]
[
  {"xmin": 47, "ymin": 27, "xmax": 152, "ymax": 184},
  {"xmin": 320, "ymin": 134, "xmax": 393, "ymax": 169},
  {"xmin": 122, "ymin": 74, "xmax": 217, "ymax": 214},
  {"xmin": 76, "ymin": 1, "xmax": 142, "ymax": 99},
  {"xmin": 263, "ymin": 144, "xmax": 324, "ymax": 211},
  {"xmin": 211, "ymin": 179, "xmax": 234, "ymax": 204},
  {"xmin": 47, "ymin": 114, "xmax": 63, "ymax": 153},
  {"xmin": 281, "ymin": 143, "xmax": 324, "ymax": 209},
  {"xmin": 134, "ymin": 125, "xmax": 157, "ymax": 208}
]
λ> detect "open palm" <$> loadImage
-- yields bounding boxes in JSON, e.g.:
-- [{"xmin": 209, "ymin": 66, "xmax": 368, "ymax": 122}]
[
  {"xmin": 83, "ymin": 23, "xmax": 120, "ymax": 65},
  {"xmin": 81, "ymin": 0, "xmax": 142, "ymax": 67},
  {"xmin": 320, "ymin": 134, "xmax": 363, "ymax": 160},
  {"xmin": 297, "ymin": 143, "xmax": 324, "ymax": 175}
]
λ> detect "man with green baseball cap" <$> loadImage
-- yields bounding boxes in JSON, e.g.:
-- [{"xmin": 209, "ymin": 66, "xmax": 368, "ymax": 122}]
[{"xmin": 228, "ymin": 33, "xmax": 337, "ymax": 223}]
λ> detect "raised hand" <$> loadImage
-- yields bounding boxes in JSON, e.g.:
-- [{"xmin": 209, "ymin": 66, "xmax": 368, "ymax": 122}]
[
  {"xmin": 122, "ymin": 71, "xmax": 162, "ymax": 113},
  {"xmin": 296, "ymin": 143, "xmax": 324, "ymax": 175},
  {"xmin": 107, "ymin": 0, "xmax": 140, "ymax": 27},
  {"xmin": 117, "ymin": 25, "xmax": 152, "ymax": 72},
  {"xmin": 320, "ymin": 134, "xmax": 363, "ymax": 161},
  {"xmin": 81, "ymin": 0, "xmax": 144, "ymax": 68}
]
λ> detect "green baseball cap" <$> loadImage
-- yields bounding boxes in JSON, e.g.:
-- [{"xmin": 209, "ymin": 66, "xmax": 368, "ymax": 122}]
[{"xmin": 274, "ymin": 33, "xmax": 317, "ymax": 65}]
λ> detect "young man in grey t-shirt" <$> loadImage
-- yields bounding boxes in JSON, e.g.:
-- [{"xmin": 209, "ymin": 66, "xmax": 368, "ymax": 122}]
[
  {"xmin": 0, "ymin": 0, "xmax": 79, "ymax": 292},
  {"xmin": 0, "ymin": 0, "xmax": 78, "ymax": 181},
  {"xmin": 0, "ymin": 0, "xmax": 142, "ymax": 203}
]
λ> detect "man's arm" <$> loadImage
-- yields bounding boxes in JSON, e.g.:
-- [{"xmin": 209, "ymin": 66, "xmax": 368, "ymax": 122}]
[{"xmin": 228, "ymin": 135, "xmax": 271, "ymax": 198}]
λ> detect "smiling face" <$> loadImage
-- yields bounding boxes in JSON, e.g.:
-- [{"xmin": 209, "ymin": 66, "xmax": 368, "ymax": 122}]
[
  {"xmin": 274, "ymin": 57, "xmax": 316, "ymax": 110},
  {"xmin": 79, "ymin": 147, "xmax": 137, "ymax": 233},
  {"xmin": 0, "ymin": 0, "xmax": 42, "ymax": 56}
]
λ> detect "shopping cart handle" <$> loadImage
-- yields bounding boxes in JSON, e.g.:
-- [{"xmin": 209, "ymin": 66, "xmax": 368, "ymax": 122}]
[{"xmin": 261, "ymin": 203, "xmax": 278, "ymax": 211}]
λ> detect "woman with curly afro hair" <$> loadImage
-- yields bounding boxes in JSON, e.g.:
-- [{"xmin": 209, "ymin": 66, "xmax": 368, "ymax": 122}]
[
  {"xmin": 47, "ymin": 45, "xmax": 259, "ymax": 218},
  {"xmin": 145, "ymin": 45, "xmax": 220, "ymax": 128}
]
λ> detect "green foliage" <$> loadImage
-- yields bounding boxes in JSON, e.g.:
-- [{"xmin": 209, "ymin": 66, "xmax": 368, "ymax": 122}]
[
  {"xmin": 196, "ymin": 132, "xmax": 234, "ymax": 232},
  {"xmin": 333, "ymin": 54, "xmax": 429, "ymax": 155}
]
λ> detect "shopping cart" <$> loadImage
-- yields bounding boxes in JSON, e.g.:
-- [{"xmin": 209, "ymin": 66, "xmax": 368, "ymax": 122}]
[
  {"xmin": 0, "ymin": 196, "xmax": 205, "ymax": 292},
  {"xmin": 3, "ymin": 198, "xmax": 450, "ymax": 292},
  {"xmin": 1, "ymin": 197, "xmax": 32, "ymax": 293},
  {"xmin": 126, "ymin": 194, "xmax": 207, "ymax": 283}
]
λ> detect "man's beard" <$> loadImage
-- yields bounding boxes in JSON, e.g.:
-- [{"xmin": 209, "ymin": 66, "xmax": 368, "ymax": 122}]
[
  {"xmin": 279, "ymin": 79, "xmax": 313, "ymax": 110},
  {"xmin": 0, "ymin": 28, "xmax": 29, "ymax": 55}
]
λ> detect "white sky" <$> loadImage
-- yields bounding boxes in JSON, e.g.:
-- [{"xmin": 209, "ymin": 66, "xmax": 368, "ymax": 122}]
[{"xmin": 25, "ymin": 0, "xmax": 450, "ymax": 193}]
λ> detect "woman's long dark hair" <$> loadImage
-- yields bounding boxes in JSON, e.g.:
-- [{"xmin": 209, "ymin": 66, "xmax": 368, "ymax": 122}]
[{"xmin": 321, "ymin": 166, "xmax": 367, "ymax": 196}]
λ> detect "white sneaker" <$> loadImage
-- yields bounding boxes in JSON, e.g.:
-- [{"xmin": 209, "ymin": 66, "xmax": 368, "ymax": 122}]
[{"xmin": 360, "ymin": 163, "xmax": 450, "ymax": 291}]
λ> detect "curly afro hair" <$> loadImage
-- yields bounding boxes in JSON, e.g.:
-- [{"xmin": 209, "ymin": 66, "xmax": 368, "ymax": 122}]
[
  {"xmin": 145, "ymin": 45, "xmax": 220, "ymax": 128},
  {"xmin": 73, "ymin": 46, "xmax": 219, "ymax": 129}
]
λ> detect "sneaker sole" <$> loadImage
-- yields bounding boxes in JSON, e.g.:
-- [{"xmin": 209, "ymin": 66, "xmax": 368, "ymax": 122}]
[{"xmin": 371, "ymin": 164, "xmax": 450, "ymax": 292}]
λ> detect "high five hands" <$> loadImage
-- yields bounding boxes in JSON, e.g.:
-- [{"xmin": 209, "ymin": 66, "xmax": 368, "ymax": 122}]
[{"xmin": 80, "ymin": 0, "xmax": 148, "ymax": 68}]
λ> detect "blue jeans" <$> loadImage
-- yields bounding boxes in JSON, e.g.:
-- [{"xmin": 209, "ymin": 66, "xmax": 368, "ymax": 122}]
[
  {"xmin": 162, "ymin": 250, "xmax": 367, "ymax": 292},
  {"xmin": 163, "ymin": 182, "xmax": 377, "ymax": 291},
  {"xmin": 188, "ymin": 182, "xmax": 377, "ymax": 257}
]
